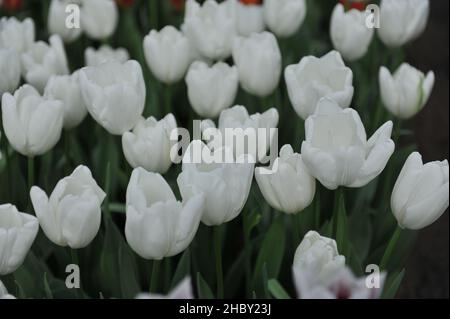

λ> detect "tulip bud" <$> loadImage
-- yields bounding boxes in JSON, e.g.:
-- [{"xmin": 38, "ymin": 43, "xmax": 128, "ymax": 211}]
[
  {"xmin": 126, "ymin": 168, "xmax": 205, "ymax": 260},
  {"xmin": 2, "ymin": 84, "xmax": 64, "ymax": 157},
  {"xmin": 79, "ymin": 60, "xmax": 145, "ymax": 135},
  {"xmin": 379, "ymin": 63, "xmax": 435, "ymax": 119},
  {"xmin": 30, "ymin": 165, "xmax": 106, "ymax": 249},
  {"xmin": 330, "ymin": 3, "xmax": 374, "ymax": 61},
  {"xmin": 223, "ymin": 0, "xmax": 265, "ymax": 37},
  {"xmin": 391, "ymin": 152, "xmax": 449, "ymax": 230},
  {"xmin": 0, "ymin": 48, "xmax": 21, "ymax": 95},
  {"xmin": 21, "ymin": 35, "xmax": 69, "ymax": 92},
  {"xmin": 182, "ymin": 0, "xmax": 236, "ymax": 61},
  {"xmin": 44, "ymin": 72, "xmax": 88, "ymax": 129},
  {"xmin": 285, "ymin": 50, "xmax": 354, "ymax": 120},
  {"xmin": 143, "ymin": 26, "xmax": 192, "ymax": 85},
  {"xmin": 81, "ymin": 0, "xmax": 118, "ymax": 40},
  {"xmin": 0, "ymin": 203, "xmax": 39, "ymax": 275},
  {"xmin": 177, "ymin": 141, "xmax": 254, "ymax": 226},
  {"xmin": 0, "ymin": 280, "xmax": 15, "ymax": 299},
  {"xmin": 48, "ymin": 0, "xmax": 82, "ymax": 43},
  {"xmin": 263, "ymin": 0, "xmax": 306, "ymax": 38},
  {"xmin": 122, "ymin": 114, "xmax": 177, "ymax": 174},
  {"xmin": 84, "ymin": 45, "xmax": 129, "ymax": 67},
  {"xmin": 232, "ymin": 32, "xmax": 282, "ymax": 97},
  {"xmin": 0, "ymin": 17, "xmax": 35, "ymax": 55},
  {"xmin": 255, "ymin": 145, "xmax": 315, "ymax": 214},
  {"xmin": 378, "ymin": 0, "xmax": 429, "ymax": 48},
  {"xmin": 136, "ymin": 277, "xmax": 194, "ymax": 299},
  {"xmin": 185, "ymin": 61, "xmax": 238, "ymax": 118},
  {"xmin": 301, "ymin": 98, "xmax": 395, "ymax": 190}
]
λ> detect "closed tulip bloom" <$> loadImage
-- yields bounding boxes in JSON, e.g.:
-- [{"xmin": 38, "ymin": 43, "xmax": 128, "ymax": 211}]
[
  {"xmin": 143, "ymin": 26, "xmax": 192, "ymax": 84},
  {"xmin": 0, "ymin": 17, "xmax": 35, "ymax": 55},
  {"xmin": 84, "ymin": 45, "xmax": 129, "ymax": 67},
  {"xmin": 2, "ymin": 85, "xmax": 64, "ymax": 157},
  {"xmin": 177, "ymin": 141, "xmax": 254, "ymax": 226},
  {"xmin": 30, "ymin": 165, "xmax": 106, "ymax": 249},
  {"xmin": 391, "ymin": 152, "xmax": 449, "ymax": 230},
  {"xmin": 202, "ymin": 105, "xmax": 279, "ymax": 161},
  {"xmin": 79, "ymin": 60, "xmax": 145, "ymax": 135},
  {"xmin": 44, "ymin": 72, "xmax": 88, "ymax": 129},
  {"xmin": 185, "ymin": 61, "xmax": 238, "ymax": 118},
  {"xmin": 232, "ymin": 32, "xmax": 281, "ymax": 97},
  {"xmin": 0, "ymin": 48, "xmax": 21, "ymax": 95},
  {"xmin": 21, "ymin": 35, "xmax": 69, "ymax": 92},
  {"xmin": 223, "ymin": 0, "xmax": 265, "ymax": 37},
  {"xmin": 122, "ymin": 114, "xmax": 177, "ymax": 174},
  {"xmin": 48, "ymin": 0, "xmax": 82, "ymax": 43},
  {"xmin": 293, "ymin": 231, "xmax": 345, "ymax": 282},
  {"xmin": 182, "ymin": 0, "xmax": 236, "ymax": 61},
  {"xmin": 126, "ymin": 168, "xmax": 205, "ymax": 260},
  {"xmin": 285, "ymin": 50, "xmax": 354, "ymax": 120},
  {"xmin": 263, "ymin": 0, "xmax": 306, "ymax": 38},
  {"xmin": 255, "ymin": 145, "xmax": 315, "ymax": 214},
  {"xmin": 379, "ymin": 63, "xmax": 435, "ymax": 119},
  {"xmin": 0, "ymin": 280, "xmax": 15, "ymax": 299},
  {"xmin": 294, "ymin": 265, "xmax": 385, "ymax": 299},
  {"xmin": 136, "ymin": 277, "xmax": 194, "ymax": 299},
  {"xmin": 378, "ymin": 0, "xmax": 429, "ymax": 48},
  {"xmin": 81, "ymin": 0, "xmax": 118, "ymax": 40},
  {"xmin": 301, "ymin": 98, "xmax": 395, "ymax": 190},
  {"xmin": 330, "ymin": 3, "xmax": 374, "ymax": 61},
  {"xmin": 0, "ymin": 203, "xmax": 39, "ymax": 275}
]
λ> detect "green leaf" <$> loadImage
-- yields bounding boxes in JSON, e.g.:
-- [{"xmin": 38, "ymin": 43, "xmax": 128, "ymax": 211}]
[
  {"xmin": 43, "ymin": 272, "xmax": 53, "ymax": 299},
  {"xmin": 333, "ymin": 190, "xmax": 350, "ymax": 257},
  {"xmin": 349, "ymin": 208, "xmax": 373, "ymax": 262},
  {"xmin": 268, "ymin": 279, "xmax": 291, "ymax": 299},
  {"xmin": 196, "ymin": 272, "xmax": 214, "ymax": 299},
  {"xmin": 382, "ymin": 269, "xmax": 405, "ymax": 299},
  {"xmin": 243, "ymin": 210, "xmax": 261, "ymax": 240},
  {"xmin": 171, "ymin": 249, "xmax": 191, "ymax": 290},
  {"xmin": 252, "ymin": 217, "xmax": 285, "ymax": 293}
]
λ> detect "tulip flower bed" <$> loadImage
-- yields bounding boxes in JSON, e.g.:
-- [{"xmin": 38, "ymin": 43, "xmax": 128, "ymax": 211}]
[{"xmin": 0, "ymin": 0, "xmax": 448, "ymax": 300}]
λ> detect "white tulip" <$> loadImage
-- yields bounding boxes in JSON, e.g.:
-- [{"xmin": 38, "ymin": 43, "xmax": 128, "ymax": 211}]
[
  {"xmin": 301, "ymin": 98, "xmax": 395, "ymax": 190},
  {"xmin": 285, "ymin": 50, "xmax": 354, "ymax": 120},
  {"xmin": 2, "ymin": 84, "xmax": 64, "ymax": 157},
  {"xmin": 0, "ymin": 17, "xmax": 35, "ymax": 55},
  {"xmin": 185, "ymin": 61, "xmax": 238, "ymax": 118},
  {"xmin": 126, "ymin": 168, "xmax": 205, "ymax": 260},
  {"xmin": 122, "ymin": 114, "xmax": 177, "ymax": 174},
  {"xmin": 293, "ymin": 231, "xmax": 345, "ymax": 282},
  {"xmin": 136, "ymin": 277, "xmax": 194, "ymax": 299},
  {"xmin": 0, "ymin": 48, "xmax": 21, "ymax": 95},
  {"xmin": 21, "ymin": 35, "xmax": 69, "ymax": 92},
  {"xmin": 81, "ymin": 0, "xmax": 118, "ymax": 40},
  {"xmin": 330, "ymin": 3, "xmax": 374, "ymax": 61},
  {"xmin": 79, "ymin": 60, "xmax": 145, "ymax": 135},
  {"xmin": 263, "ymin": 0, "xmax": 306, "ymax": 38},
  {"xmin": 293, "ymin": 265, "xmax": 385, "ymax": 299},
  {"xmin": 143, "ymin": 26, "xmax": 192, "ymax": 85},
  {"xmin": 391, "ymin": 152, "xmax": 449, "ymax": 230},
  {"xmin": 84, "ymin": 45, "xmax": 129, "ymax": 67},
  {"xmin": 48, "ymin": 0, "xmax": 82, "ymax": 43},
  {"xmin": 379, "ymin": 63, "xmax": 435, "ymax": 119},
  {"xmin": 44, "ymin": 72, "xmax": 88, "ymax": 129},
  {"xmin": 177, "ymin": 141, "xmax": 254, "ymax": 226},
  {"xmin": 378, "ymin": 0, "xmax": 429, "ymax": 48},
  {"xmin": 202, "ymin": 105, "xmax": 279, "ymax": 162},
  {"xmin": 0, "ymin": 280, "xmax": 15, "ymax": 299},
  {"xmin": 0, "ymin": 203, "xmax": 39, "ymax": 275},
  {"xmin": 182, "ymin": 0, "xmax": 236, "ymax": 61},
  {"xmin": 255, "ymin": 145, "xmax": 315, "ymax": 214},
  {"xmin": 232, "ymin": 32, "xmax": 281, "ymax": 97},
  {"xmin": 223, "ymin": 0, "xmax": 264, "ymax": 37},
  {"xmin": 30, "ymin": 165, "xmax": 106, "ymax": 249}
]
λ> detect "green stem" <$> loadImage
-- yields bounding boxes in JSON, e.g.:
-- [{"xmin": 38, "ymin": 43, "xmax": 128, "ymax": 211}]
[
  {"xmin": 27, "ymin": 156, "xmax": 35, "ymax": 210},
  {"xmin": 150, "ymin": 259, "xmax": 161, "ymax": 293},
  {"xmin": 149, "ymin": 0, "xmax": 159, "ymax": 30},
  {"xmin": 380, "ymin": 226, "xmax": 402, "ymax": 270},
  {"xmin": 214, "ymin": 226, "xmax": 224, "ymax": 299},
  {"xmin": 332, "ymin": 187, "xmax": 344, "ymax": 237},
  {"xmin": 163, "ymin": 84, "xmax": 172, "ymax": 116}
]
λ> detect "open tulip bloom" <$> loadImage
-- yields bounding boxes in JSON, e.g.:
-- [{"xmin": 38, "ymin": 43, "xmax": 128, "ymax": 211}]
[{"xmin": 0, "ymin": 0, "xmax": 448, "ymax": 302}]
